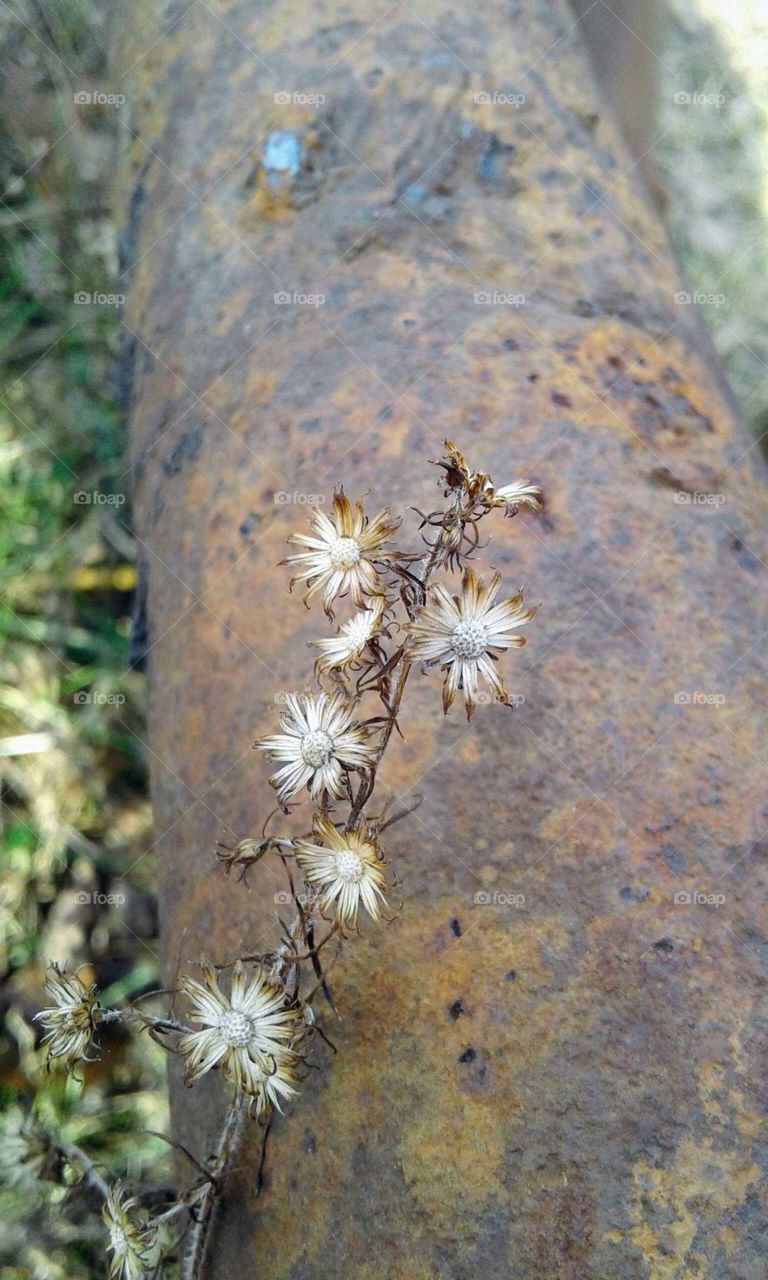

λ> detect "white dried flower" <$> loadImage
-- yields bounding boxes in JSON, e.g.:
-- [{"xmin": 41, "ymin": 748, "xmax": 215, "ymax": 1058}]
[
  {"xmin": 409, "ymin": 567, "xmax": 536, "ymax": 716},
  {"xmin": 35, "ymin": 963, "xmax": 99, "ymax": 1072},
  {"xmin": 311, "ymin": 597, "xmax": 385, "ymax": 672},
  {"xmin": 294, "ymin": 816, "xmax": 387, "ymax": 933},
  {"xmin": 284, "ymin": 488, "xmax": 399, "ymax": 615},
  {"xmin": 491, "ymin": 479, "xmax": 542, "ymax": 511},
  {"xmin": 178, "ymin": 962, "xmax": 303, "ymax": 1111},
  {"xmin": 256, "ymin": 692, "xmax": 376, "ymax": 805},
  {"xmin": 103, "ymin": 1183, "xmax": 158, "ymax": 1280}
]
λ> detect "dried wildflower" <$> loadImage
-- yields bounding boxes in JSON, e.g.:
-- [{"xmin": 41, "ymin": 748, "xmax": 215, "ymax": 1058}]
[
  {"xmin": 242, "ymin": 1049, "xmax": 302, "ymax": 1119},
  {"xmin": 295, "ymin": 816, "xmax": 387, "ymax": 932},
  {"xmin": 433, "ymin": 440, "xmax": 542, "ymax": 516},
  {"xmin": 410, "ymin": 567, "xmax": 536, "ymax": 716},
  {"xmin": 311, "ymin": 597, "xmax": 386, "ymax": 672},
  {"xmin": 491, "ymin": 479, "xmax": 542, "ymax": 511},
  {"xmin": 256, "ymin": 692, "xmax": 375, "ymax": 805},
  {"xmin": 285, "ymin": 488, "xmax": 399, "ymax": 614},
  {"xmin": 434, "ymin": 439, "xmax": 492, "ymax": 502},
  {"xmin": 0, "ymin": 1108, "xmax": 56, "ymax": 1186},
  {"xmin": 35, "ymin": 963, "xmax": 99, "ymax": 1071},
  {"xmin": 178, "ymin": 962, "xmax": 303, "ymax": 1107},
  {"xmin": 103, "ymin": 1183, "xmax": 158, "ymax": 1280}
]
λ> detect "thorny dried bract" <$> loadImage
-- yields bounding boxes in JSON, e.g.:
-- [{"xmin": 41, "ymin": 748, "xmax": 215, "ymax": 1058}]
[{"xmin": 31, "ymin": 443, "xmax": 542, "ymax": 1279}]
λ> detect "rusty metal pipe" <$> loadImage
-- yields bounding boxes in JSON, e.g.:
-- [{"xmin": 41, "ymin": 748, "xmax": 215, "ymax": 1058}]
[{"xmin": 113, "ymin": 2, "xmax": 768, "ymax": 1275}]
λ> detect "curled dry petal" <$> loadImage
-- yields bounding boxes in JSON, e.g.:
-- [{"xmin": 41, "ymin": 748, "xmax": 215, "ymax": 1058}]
[{"xmin": 409, "ymin": 567, "xmax": 536, "ymax": 717}]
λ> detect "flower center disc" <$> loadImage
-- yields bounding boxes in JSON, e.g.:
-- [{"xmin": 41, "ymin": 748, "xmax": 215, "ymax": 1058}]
[
  {"xmin": 452, "ymin": 618, "xmax": 489, "ymax": 659},
  {"xmin": 301, "ymin": 728, "xmax": 334, "ymax": 767},
  {"xmin": 336, "ymin": 848, "xmax": 364, "ymax": 882},
  {"xmin": 109, "ymin": 1226, "xmax": 128, "ymax": 1255},
  {"xmin": 329, "ymin": 536, "xmax": 361, "ymax": 570},
  {"xmin": 218, "ymin": 1009, "xmax": 254, "ymax": 1047}
]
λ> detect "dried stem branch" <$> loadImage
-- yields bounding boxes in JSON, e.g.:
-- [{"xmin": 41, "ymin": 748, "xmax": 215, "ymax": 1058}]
[{"xmin": 181, "ymin": 1089, "xmax": 248, "ymax": 1280}]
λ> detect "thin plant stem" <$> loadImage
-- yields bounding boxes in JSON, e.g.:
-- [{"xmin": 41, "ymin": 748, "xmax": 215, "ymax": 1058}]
[
  {"xmin": 62, "ymin": 1142, "xmax": 110, "ymax": 1200},
  {"xmin": 345, "ymin": 528, "xmax": 448, "ymax": 830},
  {"xmin": 181, "ymin": 1089, "xmax": 248, "ymax": 1280}
]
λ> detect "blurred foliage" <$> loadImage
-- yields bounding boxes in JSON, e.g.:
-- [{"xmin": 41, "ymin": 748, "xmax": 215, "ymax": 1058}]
[
  {"xmin": 0, "ymin": 3, "xmax": 167, "ymax": 1276},
  {"xmin": 0, "ymin": 0, "xmax": 765, "ymax": 1276},
  {"xmin": 657, "ymin": 0, "xmax": 768, "ymax": 431}
]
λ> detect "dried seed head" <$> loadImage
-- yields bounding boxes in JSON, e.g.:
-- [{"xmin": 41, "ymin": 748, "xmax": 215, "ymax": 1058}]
[
  {"xmin": 294, "ymin": 816, "xmax": 388, "ymax": 932},
  {"xmin": 103, "ymin": 1183, "xmax": 158, "ymax": 1280},
  {"xmin": 34, "ymin": 963, "xmax": 99, "ymax": 1073},
  {"xmin": 178, "ymin": 962, "xmax": 304, "ymax": 1114},
  {"xmin": 256, "ymin": 692, "xmax": 376, "ymax": 804},
  {"xmin": 410, "ymin": 568, "xmax": 536, "ymax": 716},
  {"xmin": 284, "ymin": 489, "xmax": 399, "ymax": 615}
]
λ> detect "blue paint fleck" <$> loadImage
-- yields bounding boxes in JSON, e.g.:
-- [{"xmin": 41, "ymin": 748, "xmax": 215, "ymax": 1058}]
[
  {"xmin": 402, "ymin": 182, "xmax": 427, "ymax": 205},
  {"xmin": 263, "ymin": 130, "xmax": 302, "ymax": 180}
]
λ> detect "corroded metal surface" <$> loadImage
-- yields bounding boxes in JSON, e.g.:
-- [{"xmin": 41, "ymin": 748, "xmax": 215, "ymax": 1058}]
[{"xmin": 113, "ymin": 2, "xmax": 768, "ymax": 1276}]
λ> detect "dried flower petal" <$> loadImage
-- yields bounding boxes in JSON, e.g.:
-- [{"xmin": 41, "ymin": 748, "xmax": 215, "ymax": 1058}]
[
  {"xmin": 284, "ymin": 488, "xmax": 399, "ymax": 615},
  {"xmin": 434, "ymin": 439, "xmax": 492, "ymax": 501},
  {"xmin": 178, "ymin": 962, "xmax": 303, "ymax": 1113},
  {"xmin": 256, "ymin": 692, "xmax": 375, "ymax": 805},
  {"xmin": 491, "ymin": 479, "xmax": 542, "ymax": 511},
  {"xmin": 103, "ymin": 1183, "xmax": 158, "ymax": 1280},
  {"xmin": 35, "ymin": 963, "xmax": 99, "ymax": 1072},
  {"xmin": 294, "ymin": 816, "xmax": 387, "ymax": 932},
  {"xmin": 410, "ymin": 567, "xmax": 536, "ymax": 716},
  {"xmin": 311, "ymin": 597, "xmax": 385, "ymax": 672}
]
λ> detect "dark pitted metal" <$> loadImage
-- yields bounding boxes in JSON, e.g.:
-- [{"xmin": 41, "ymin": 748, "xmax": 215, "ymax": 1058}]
[{"xmin": 113, "ymin": 2, "xmax": 768, "ymax": 1276}]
